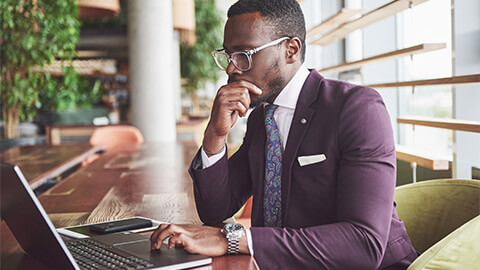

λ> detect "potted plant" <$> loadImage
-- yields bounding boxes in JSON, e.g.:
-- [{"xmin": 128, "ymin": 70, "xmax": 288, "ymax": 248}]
[
  {"xmin": 36, "ymin": 65, "xmax": 104, "ymax": 126},
  {"xmin": 180, "ymin": 0, "xmax": 223, "ymax": 95},
  {"xmin": 0, "ymin": 0, "xmax": 81, "ymax": 138}
]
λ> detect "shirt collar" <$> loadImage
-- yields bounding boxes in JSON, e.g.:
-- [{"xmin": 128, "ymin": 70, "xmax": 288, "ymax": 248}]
[{"xmin": 273, "ymin": 64, "xmax": 310, "ymax": 110}]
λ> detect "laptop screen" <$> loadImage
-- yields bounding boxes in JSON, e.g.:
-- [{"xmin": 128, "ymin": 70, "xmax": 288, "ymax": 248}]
[{"xmin": 1, "ymin": 162, "xmax": 79, "ymax": 270}]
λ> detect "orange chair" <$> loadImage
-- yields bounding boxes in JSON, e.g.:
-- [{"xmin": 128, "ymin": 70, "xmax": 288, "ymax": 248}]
[
  {"xmin": 89, "ymin": 125, "xmax": 145, "ymax": 151},
  {"xmin": 235, "ymin": 196, "xmax": 253, "ymax": 229}
]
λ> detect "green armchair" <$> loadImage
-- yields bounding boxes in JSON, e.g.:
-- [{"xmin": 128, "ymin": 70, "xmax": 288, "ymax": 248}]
[{"xmin": 394, "ymin": 179, "xmax": 480, "ymax": 269}]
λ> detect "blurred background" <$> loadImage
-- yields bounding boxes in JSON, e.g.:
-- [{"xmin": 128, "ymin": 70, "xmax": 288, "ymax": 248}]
[{"xmin": 1, "ymin": 0, "xmax": 479, "ymax": 184}]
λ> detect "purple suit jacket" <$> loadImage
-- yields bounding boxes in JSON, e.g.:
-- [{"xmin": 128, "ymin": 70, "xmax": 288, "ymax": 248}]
[{"xmin": 189, "ymin": 70, "xmax": 417, "ymax": 269}]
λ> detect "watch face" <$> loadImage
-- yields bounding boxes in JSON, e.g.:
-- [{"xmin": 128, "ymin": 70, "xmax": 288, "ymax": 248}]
[
  {"xmin": 225, "ymin": 223, "xmax": 243, "ymax": 231},
  {"xmin": 232, "ymin": 223, "xmax": 243, "ymax": 231},
  {"xmin": 224, "ymin": 223, "xmax": 234, "ymax": 232},
  {"xmin": 224, "ymin": 223, "xmax": 244, "ymax": 236}
]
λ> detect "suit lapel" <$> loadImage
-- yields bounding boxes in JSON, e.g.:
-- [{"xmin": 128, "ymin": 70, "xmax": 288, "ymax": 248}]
[
  {"xmin": 248, "ymin": 106, "xmax": 266, "ymax": 226},
  {"xmin": 247, "ymin": 70, "xmax": 324, "ymax": 227},
  {"xmin": 281, "ymin": 70, "xmax": 323, "ymax": 224}
]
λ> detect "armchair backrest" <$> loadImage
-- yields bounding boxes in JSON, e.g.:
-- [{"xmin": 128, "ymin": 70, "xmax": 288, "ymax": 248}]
[{"xmin": 394, "ymin": 179, "xmax": 480, "ymax": 253}]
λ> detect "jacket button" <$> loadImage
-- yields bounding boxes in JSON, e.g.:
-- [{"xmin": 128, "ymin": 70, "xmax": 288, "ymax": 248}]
[{"xmin": 301, "ymin": 119, "xmax": 307, "ymax": 124}]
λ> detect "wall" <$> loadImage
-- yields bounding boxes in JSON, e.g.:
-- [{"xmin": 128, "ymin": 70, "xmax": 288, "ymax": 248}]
[{"xmin": 453, "ymin": 0, "xmax": 480, "ymax": 179}]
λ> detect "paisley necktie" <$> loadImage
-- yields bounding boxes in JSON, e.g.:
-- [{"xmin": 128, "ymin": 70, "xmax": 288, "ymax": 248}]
[{"xmin": 263, "ymin": 104, "xmax": 282, "ymax": 227}]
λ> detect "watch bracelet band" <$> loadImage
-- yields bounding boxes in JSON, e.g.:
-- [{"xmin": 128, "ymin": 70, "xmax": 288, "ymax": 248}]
[{"xmin": 227, "ymin": 237, "xmax": 240, "ymax": 254}]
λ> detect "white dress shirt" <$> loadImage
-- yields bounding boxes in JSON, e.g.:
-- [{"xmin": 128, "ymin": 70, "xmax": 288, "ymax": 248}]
[{"xmin": 200, "ymin": 65, "xmax": 310, "ymax": 255}]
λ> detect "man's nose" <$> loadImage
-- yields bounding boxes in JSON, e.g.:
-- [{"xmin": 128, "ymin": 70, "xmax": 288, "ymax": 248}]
[{"xmin": 226, "ymin": 60, "xmax": 242, "ymax": 76}]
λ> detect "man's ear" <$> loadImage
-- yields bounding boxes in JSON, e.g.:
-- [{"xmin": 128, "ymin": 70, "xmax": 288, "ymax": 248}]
[{"xmin": 285, "ymin": 37, "xmax": 302, "ymax": 64}]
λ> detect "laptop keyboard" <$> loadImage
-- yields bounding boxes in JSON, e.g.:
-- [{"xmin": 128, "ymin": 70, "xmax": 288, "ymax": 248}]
[{"xmin": 66, "ymin": 239, "xmax": 155, "ymax": 270}]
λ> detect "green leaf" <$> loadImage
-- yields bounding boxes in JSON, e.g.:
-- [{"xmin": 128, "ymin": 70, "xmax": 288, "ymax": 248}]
[
  {"xmin": 180, "ymin": 0, "xmax": 224, "ymax": 93},
  {"xmin": 1, "ymin": 0, "xmax": 83, "ymax": 123}
]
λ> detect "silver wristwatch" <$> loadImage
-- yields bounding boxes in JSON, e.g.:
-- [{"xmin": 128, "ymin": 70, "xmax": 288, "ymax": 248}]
[{"xmin": 221, "ymin": 223, "xmax": 245, "ymax": 254}]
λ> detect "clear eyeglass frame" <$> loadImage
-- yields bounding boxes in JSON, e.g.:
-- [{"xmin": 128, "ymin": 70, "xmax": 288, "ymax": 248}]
[{"xmin": 211, "ymin": 36, "xmax": 291, "ymax": 72}]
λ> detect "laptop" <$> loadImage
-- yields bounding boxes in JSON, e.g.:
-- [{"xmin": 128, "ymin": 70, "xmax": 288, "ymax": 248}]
[{"xmin": 0, "ymin": 162, "xmax": 212, "ymax": 270}]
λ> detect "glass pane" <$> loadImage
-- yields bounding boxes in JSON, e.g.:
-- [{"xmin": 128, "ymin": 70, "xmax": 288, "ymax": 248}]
[
  {"xmin": 215, "ymin": 53, "xmax": 229, "ymax": 69},
  {"xmin": 398, "ymin": 0, "xmax": 453, "ymax": 158},
  {"xmin": 233, "ymin": 53, "xmax": 250, "ymax": 70}
]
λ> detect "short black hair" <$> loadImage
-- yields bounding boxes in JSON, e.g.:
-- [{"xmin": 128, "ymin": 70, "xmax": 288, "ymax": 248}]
[{"xmin": 228, "ymin": 0, "xmax": 306, "ymax": 62}]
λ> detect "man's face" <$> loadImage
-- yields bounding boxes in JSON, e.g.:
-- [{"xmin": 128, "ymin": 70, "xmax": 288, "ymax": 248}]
[{"xmin": 223, "ymin": 12, "xmax": 288, "ymax": 108}]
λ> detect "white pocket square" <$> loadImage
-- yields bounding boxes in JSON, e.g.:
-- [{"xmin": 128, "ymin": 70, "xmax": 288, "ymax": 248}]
[{"xmin": 298, "ymin": 154, "xmax": 326, "ymax": 167}]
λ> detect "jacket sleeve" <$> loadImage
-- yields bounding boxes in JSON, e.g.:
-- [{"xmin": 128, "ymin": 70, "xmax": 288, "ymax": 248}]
[
  {"xmin": 188, "ymin": 109, "xmax": 261, "ymax": 225},
  {"xmin": 250, "ymin": 87, "xmax": 397, "ymax": 269}
]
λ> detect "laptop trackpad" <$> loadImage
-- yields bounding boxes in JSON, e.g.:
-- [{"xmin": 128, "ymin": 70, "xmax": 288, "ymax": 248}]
[
  {"xmin": 116, "ymin": 240, "xmax": 211, "ymax": 267},
  {"xmin": 93, "ymin": 231, "xmax": 149, "ymax": 245},
  {"xmin": 93, "ymin": 232, "xmax": 211, "ymax": 268}
]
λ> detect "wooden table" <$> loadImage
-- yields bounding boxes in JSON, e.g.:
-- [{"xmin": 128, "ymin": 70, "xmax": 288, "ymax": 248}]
[
  {"xmin": 1, "ymin": 140, "xmax": 257, "ymax": 270},
  {"xmin": 0, "ymin": 144, "xmax": 102, "ymax": 190}
]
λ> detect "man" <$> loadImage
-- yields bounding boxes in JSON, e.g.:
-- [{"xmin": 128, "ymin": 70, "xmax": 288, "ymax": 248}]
[{"xmin": 150, "ymin": 0, "xmax": 418, "ymax": 269}]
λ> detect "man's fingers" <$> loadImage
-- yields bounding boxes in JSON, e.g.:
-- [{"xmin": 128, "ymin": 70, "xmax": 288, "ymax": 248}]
[
  {"xmin": 205, "ymin": 80, "xmax": 260, "ymax": 141},
  {"xmin": 168, "ymin": 233, "xmax": 200, "ymax": 255},
  {"xmin": 150, "ymin": 224, "xmax": 184, "ymax": 250},
  {"xmin": 230, "ymin": 110, "xmax": 239, "ymax": 128},
  {"xmin": 168, "ymin": 233, "xmax": 186, "ymax": 249},
  {"xmin": 231, "ymin": 100, "xmax": 248, "ymax": 118},
  {"xmin": 149, "ymin": 223, "xmax": 170, "ymax": 249},
  {"xmin": 238, "ymin": 88, "xmax": 251, "ymax": 115},
  {"xmin": 217, "ymin": 89, "xmax": 250, "ymax": 117},
  {"xmin": 227, "ymin": 80, "xmax": 262, "ymax": 95},
  {"xmin": 150, "ymin": 225, "xmax": 228, "ymax": 257}
]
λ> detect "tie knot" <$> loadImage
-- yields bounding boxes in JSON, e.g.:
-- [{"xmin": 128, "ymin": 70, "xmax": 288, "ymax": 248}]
[{"xmin": 265, "ymin": 104, "xmax": 278, "ymax": 119}]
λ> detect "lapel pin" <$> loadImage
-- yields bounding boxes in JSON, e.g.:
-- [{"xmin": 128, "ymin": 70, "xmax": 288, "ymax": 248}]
[{"xmin": 301, "ymin": 119, "xmax": 307, "ymax": 124}]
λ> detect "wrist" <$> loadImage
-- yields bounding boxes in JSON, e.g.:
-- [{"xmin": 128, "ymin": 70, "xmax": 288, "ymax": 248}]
[
  {"xmin": 238, "ymin": 234, "xmax": 249, "ymax": 254},
  {"xmin": 203, "ymin": 129, "xmax": 227, "ymax": 156},
  {"xmin": 222, "ymin": 223, "xmax": 245, "ymax": 255},
  {"xmin": 203, "ymin": 144, "xmax": 225, "ymax": 156}
]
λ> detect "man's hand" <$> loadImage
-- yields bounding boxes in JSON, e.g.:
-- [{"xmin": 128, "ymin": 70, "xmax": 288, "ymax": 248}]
[
  {"xmin": 203, "ymin": 81, "xmax": 262, "ymax": 155},
  {"xmin": 150, "ymin": 224, "xmax": 228, "ymax": 257}
]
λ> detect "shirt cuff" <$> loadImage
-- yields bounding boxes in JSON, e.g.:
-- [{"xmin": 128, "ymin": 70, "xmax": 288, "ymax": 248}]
[
  {"xmin": 246, "ymin": 229, "xmax": 254, "ymax": 256},
  {"xmin": 200, "ymin": 146, "xmax": 226, "ymax": 169}
]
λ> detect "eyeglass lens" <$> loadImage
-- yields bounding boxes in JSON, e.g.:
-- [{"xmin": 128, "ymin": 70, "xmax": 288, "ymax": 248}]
[
  {"xmin": 215, "ymin": 53, "xmax": 230, "ymax": 70},
  {"xmin": 215, "ymin": 52, "xmax": 250, "ymax": 71}
]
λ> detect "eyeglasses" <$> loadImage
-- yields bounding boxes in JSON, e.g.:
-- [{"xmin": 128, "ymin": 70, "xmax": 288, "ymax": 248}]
[{"xmin": 212, "ymin": 37, "xmax": 290, "ymax": 72}]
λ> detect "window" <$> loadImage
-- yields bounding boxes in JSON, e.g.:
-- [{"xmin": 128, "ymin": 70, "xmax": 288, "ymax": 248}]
[{"xmin": 398, "ymin": 0, "xmax": 453, "ymax": 158}]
